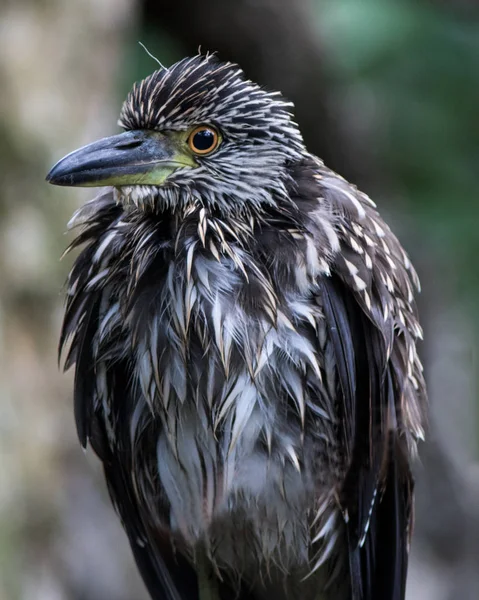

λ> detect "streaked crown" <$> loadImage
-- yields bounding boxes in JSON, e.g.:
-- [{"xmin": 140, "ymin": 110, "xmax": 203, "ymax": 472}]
[{"xmin": 119, "ymin": 54, "xmax": 305, "ymax": 159}]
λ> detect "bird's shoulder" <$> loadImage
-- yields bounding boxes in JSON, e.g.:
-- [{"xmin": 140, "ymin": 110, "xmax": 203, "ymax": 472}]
[
  {"xmin": 287, "ymin": 155, "xmax": 421, "ymax": 312},
  {"xmin": 278, "ymin": 156, "xmax": 426, "ymax": 439}
]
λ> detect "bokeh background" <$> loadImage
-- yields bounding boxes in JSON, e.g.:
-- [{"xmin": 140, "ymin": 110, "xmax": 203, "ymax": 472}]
[{"xmin": 1, "ymin": 1, "xmax": 478, "ymax": 598}]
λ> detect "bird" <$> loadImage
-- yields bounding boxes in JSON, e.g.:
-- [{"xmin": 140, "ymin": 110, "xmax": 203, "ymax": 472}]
[{"xmin": 47, "ymin": 54, "xmax": 427, "ymax": 600}]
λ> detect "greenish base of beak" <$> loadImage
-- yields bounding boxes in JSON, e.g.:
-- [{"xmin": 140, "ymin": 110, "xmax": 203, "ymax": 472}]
[{"xmin": 46, "ymin": 130, "xmax": 195, "ymax": 188}]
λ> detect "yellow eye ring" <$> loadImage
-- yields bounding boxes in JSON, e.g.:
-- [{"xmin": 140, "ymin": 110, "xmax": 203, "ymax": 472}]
[{"xmin": 188, "ymin": 126, "xmax": 220, "ymax": 155}]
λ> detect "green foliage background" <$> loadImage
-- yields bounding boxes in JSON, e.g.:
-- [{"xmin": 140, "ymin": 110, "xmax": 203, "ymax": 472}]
[{"xmin": 318, "ymin": 1, "xmax": 479, "ymax": 295}]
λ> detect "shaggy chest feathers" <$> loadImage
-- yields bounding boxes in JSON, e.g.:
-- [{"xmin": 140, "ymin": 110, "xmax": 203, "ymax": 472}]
[{"xmin": 62, "ymin": 159, "xmax": 424, "ymax": 579}]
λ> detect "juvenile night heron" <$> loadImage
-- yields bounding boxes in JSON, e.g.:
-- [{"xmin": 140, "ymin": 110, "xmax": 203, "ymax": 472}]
[{"xmin": 47, "ymin": 55, "xmax": 426, "ymax": 600}]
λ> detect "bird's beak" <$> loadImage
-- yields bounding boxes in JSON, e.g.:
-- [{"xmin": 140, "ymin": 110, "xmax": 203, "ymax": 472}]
[{"xmin": 46, "ymin": 130, "xmax": 196, "ymax": 187}]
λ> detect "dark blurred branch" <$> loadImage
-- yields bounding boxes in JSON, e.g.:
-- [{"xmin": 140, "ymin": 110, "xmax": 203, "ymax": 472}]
[
  {"xmin": 143, "ymin": 0, "xmax": 368, "ymax": 185},
  {"xmin": 430, "ymin": 0, "xmax": 479, "ymax": 14}
]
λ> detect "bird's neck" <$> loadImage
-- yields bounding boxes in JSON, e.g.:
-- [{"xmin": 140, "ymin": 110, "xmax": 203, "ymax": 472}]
[{"xmin": 172, "ymin": 201, "xmax": 258, "ymax": 253}]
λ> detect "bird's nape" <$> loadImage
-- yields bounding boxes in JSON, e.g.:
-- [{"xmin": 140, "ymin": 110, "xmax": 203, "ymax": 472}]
[{"xmin": 48, "ymin": 53, "xmax": 426, "ymax": 600}]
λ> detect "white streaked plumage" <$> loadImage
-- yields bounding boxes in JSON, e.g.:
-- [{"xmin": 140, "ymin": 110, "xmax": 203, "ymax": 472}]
[{"xmin": 57, "ymin": 54, "xmax": 426, "ymax": 600}]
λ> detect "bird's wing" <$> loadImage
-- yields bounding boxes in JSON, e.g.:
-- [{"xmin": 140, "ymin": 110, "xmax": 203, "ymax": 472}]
[
  {"xmin": 321, "ymin": 274, "xmax": 414, "ymax": 600},
  {"xmin": 304, "ymin": 163, "xmax": 426, "ymax": 600},
  {"xmin": 60, "ymin": 194, "xmax": 199, "ymax": 600}
]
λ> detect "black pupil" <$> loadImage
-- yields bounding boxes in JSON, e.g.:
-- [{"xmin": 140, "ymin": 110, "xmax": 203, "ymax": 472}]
[{"xmin": 193, "ymin": 129, "xmax": 215, "ymax": 151}]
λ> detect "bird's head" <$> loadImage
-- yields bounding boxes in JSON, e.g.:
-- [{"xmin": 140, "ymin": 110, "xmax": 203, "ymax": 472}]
[{"xmin": 47, "ymin": 54, "xmax": 306, "ymax": 214}]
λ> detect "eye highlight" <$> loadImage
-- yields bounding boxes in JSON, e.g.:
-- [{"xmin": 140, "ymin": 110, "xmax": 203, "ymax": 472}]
[{"xmin": 188, "ymin": 126, "xmax": 220, "ymax": 155}]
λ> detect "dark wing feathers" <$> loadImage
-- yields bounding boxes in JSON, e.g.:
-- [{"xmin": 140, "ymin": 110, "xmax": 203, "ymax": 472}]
[
  {"xmin": 312, "ymin": 162, "xmax": 423, "ymax": 600},
  {"xmin": 320, "ymin": 275, "xmax": 356, "ymax": 456},
  {"xmin": 59, "ymin": 196, "xmax": 200, "ymax": 600},
  {"xmin": 322, "ymin": 274, "xmax": 413, "ymax": 600},
  {"xmin": 292, "ymin": 163, "xmax": 418, "ymax": 600},
  {"xmin": 64, "ymin": 310, "xmax": 201, "ymax": 600}
]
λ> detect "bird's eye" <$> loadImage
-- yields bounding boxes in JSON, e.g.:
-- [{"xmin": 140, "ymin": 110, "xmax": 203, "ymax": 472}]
[{"xmin": 188, "ymin": 126, "xmax": 220, "ymax": 155}]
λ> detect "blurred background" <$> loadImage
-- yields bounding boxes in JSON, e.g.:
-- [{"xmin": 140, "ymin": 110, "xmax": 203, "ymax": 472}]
[{"xmin": 0, "ymin": 0, "xmax": 478, "ymax": 598}]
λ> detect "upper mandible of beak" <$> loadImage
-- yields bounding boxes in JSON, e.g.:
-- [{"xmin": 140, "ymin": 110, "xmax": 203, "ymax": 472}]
[{"xmin": 46, "ymin": 130, "xmax": 196, "ymax": 188}]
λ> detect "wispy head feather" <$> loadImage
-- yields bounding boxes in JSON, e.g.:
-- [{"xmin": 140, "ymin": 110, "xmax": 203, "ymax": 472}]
[{"xmin": 137, "ymin": 42, "xmax": 169, "ymax": 72}]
